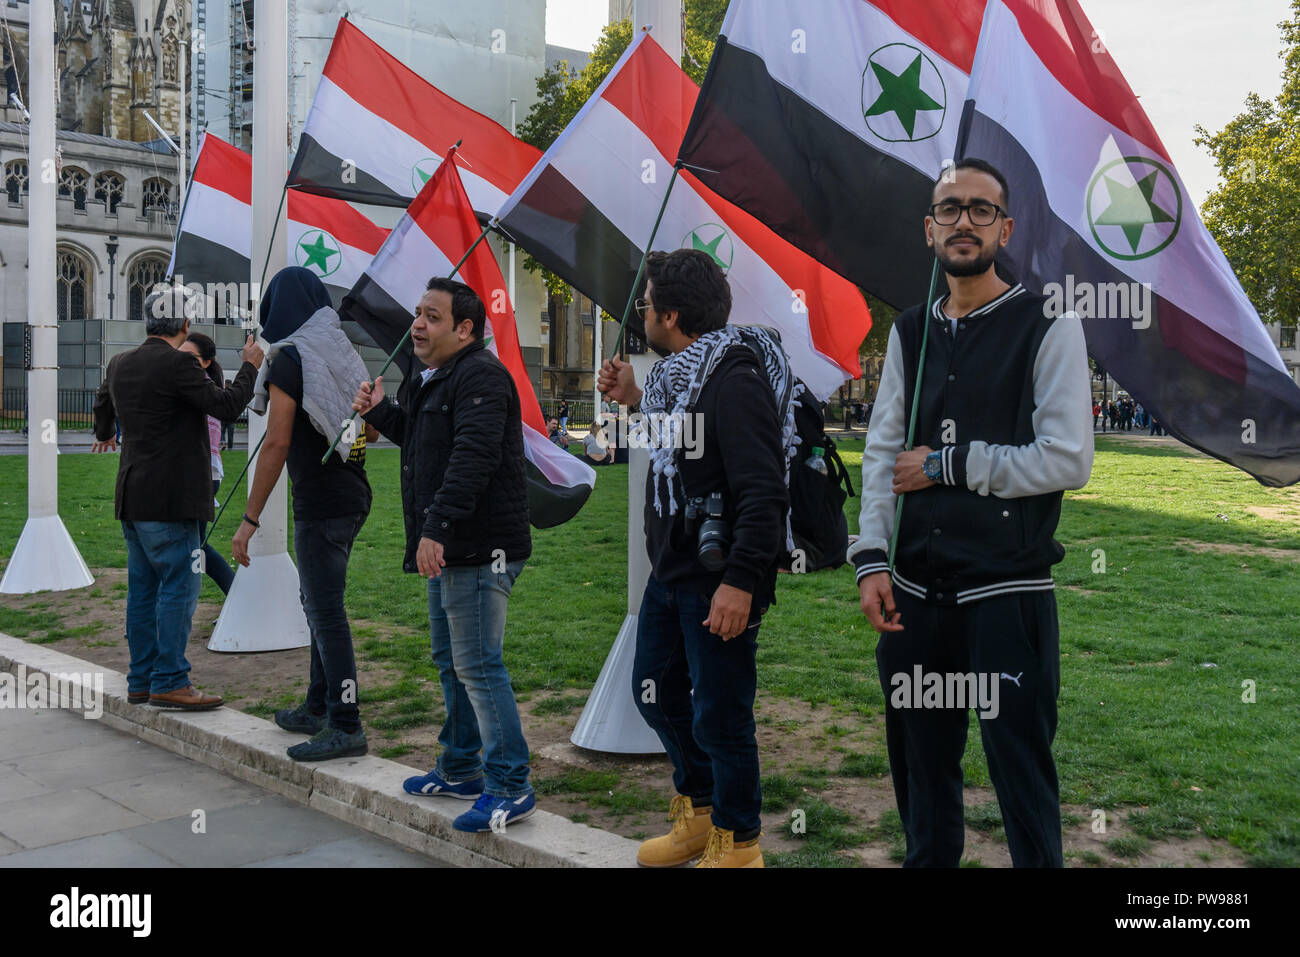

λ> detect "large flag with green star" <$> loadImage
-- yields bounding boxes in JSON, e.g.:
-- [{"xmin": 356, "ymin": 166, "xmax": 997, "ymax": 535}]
[
  {"xmin": 286, "ymin": 17, "xmax": 541, "ymax": 218},
  {"xmin": 495, "ymin": 32, "xmax": 872, "ymax": 400},
  {"xmin": 955, "ymin": 0, "xmax": 1300, "ymax": 485},
  {"xmin": 678, "ymin": 0, "xmax": 980, "ymax": 309},
  {"xmin": 680, "ymin": 0, "xmax": 1299, "ymax": 484},
  {"xmin": 169, "ymin": 132, "xmax": 390, "ymax": 317}
]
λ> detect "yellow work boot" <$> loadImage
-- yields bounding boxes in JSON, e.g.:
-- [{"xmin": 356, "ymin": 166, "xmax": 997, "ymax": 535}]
[
  {"xmin": 695, "ymin": 826, "xmax": 764, "ymax": 868},
  {"xmin": 637, "ymin": 795, "xmax": 714, "ymax": 867}
]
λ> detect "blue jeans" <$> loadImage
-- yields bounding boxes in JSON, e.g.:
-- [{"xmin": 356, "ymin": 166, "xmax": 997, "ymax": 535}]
[
  {"xmin": 199, "ymin": 479, "xmax": 235, "ymax": 595},
  {"xmin": 428, "ymin": 561, "xmax": 532, "ymax": 798},
  {"xmin": 296, "ymin": 512, "xmax": 367, "ymax": 734},
  {"xmin": 633, "ymin": 575, "xmax": 762, "ymax": 837},
  {"xmin": 122, "ymin": 520, "xmax": 202, "ymax": 695}
]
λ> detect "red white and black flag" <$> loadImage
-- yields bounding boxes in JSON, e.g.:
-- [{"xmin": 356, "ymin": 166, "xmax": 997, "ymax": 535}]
[
  {"xmin": 286, "ymin": 17, "xmax": 542, "ymax": 217},
  {"xmin": 681, "ymin": 0, "xmax": 1299, "ymax": 485},
  {"xmin": 169, "ymin": 131, "xmax": 389, "ymax": 311},
  {"xmin": 956, "ymin": 0, "xmax": 1300, "ymax": 485},
  {"xmin": 342, "ymin": 149, "xmax": 597, "ymax": 527},
  {"xmin": 678, "ymin": 1, "xmax": 980, "ymax": 309},
  {"xmin": 495, "ymin": 32, "xmax": 872, "ymax": 400}
]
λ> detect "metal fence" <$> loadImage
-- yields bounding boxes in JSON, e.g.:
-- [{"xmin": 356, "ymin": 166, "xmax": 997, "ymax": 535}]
[{"xmin": 0, "ymin": 388, "xmax": 250, "ymax": 431}]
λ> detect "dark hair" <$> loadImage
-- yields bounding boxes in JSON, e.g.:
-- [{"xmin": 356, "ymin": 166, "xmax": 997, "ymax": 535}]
[
  {"xmin": 425, "ymin": 277, "xmax": 487, "ymax": 341},
  {"xmin": 642, "ymin": 249, "xmax": 731, "ymax": 337},
  {"xmin": 185, "ymin": 331, "xmax": 224, "ymax": 387},
  {"xmin": 934, "ymin": 157, "xmax": 1010, "ymax": 210}
]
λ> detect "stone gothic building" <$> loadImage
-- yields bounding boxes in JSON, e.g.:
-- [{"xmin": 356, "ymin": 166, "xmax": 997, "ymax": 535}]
[{"xmin": 2, "ymin": 0, "xmax": 189, "ymax": 143}]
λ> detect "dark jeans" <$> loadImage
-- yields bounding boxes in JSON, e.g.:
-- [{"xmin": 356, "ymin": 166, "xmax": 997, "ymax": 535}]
[
  {"xmin": 199, "ymin": 479, "xmax": 235, "ymax": 595},
  {"xmin": 876, "ymin": 587, "xmax": 1063, "ymax": 867},
  {"xmin": 294, "ymin": 511, "xmax": 367, "ymax": 734},
  {"xmin": 222, "ymin": 420, "xmax": 236, "ymax": 449},
  {"xmin": 632, "ymin": 575, "xmax": 762, "ymax": 839}
]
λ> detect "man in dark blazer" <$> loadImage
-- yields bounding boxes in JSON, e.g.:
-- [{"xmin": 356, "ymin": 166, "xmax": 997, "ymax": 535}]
[{"xmin": 92, "ymin": 287, "xmax": 263, "ymax": 710}]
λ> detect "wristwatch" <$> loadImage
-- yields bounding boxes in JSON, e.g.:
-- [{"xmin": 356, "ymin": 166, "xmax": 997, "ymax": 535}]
[{"xmin": 922, "ymin": 450, "xmax": 943, "ymax": 482}]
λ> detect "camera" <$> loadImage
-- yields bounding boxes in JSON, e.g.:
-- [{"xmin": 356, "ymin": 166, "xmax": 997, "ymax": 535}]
[{"xmin": 685, "ymin": 491, "xmax": 730, "ymax": 572}]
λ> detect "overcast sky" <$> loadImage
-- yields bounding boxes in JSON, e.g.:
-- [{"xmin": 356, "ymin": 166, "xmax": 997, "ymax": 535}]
[{"xmin": 545, "ymin": 0, "xmax": 1293, "ymax": 207}]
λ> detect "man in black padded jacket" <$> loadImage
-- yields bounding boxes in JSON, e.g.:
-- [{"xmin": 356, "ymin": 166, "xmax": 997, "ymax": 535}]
[{"xmin": 353, "ymin": 278, "xmax": 535, "ymax": 834}]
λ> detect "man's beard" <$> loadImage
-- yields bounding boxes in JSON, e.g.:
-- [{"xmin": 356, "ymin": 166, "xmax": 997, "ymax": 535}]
[{"xmin": 936, "ymin": 237, "xmax": 998, "ymax": 278}]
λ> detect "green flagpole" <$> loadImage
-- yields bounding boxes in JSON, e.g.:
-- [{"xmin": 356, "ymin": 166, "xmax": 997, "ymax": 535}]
[
  {"xmin": 888, "ymin": 258, "xmax": 942, "ymax": 572},
  {"xmin": 319, "ymin": 219, "xmax": 495, "ymax": 464},
  {"xmin": 610, "ymin": 161, "xmax": 683, "ymax": 360}
]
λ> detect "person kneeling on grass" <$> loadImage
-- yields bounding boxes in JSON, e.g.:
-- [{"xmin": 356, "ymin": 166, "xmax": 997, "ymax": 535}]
[
  {"xmin": 232, "ymin": 266, "xmax": 378, "ymax": 762},
  {"xmin": 352, "ymin": 277, "xmax": 535, "ymax": 833}
]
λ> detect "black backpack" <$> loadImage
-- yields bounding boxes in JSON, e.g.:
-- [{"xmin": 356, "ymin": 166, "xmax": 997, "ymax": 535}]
[
  {"xmin": 782, "ymin": 388, "xmax": 854, "ymax": 572},
  {"xmin": 732, "ymin": 328, "xmax": 855, "ymax": 573}
]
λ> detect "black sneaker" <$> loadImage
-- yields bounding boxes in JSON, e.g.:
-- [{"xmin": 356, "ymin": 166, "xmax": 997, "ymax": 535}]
[
  {"xmin": 275, "ymin": 702, "xmax": 327, "ymax": 735},
  {"xmin": 287, "ymin": 726, "xmax": 368, "ymax": 762}
]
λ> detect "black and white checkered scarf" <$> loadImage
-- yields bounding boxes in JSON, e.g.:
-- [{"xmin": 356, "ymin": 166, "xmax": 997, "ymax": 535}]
[{"xmin": 639, "ymin": 325, "xmax": 801, "ymax": 549}]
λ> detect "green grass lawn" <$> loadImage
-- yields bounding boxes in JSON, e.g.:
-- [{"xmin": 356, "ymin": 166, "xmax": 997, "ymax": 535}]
[{"xmin": 0, "ymin": 436, "xmax": 1297, "ymax": 865}]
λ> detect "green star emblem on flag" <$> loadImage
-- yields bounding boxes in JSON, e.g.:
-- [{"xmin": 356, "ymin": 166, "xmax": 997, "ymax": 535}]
[
  {"xmin": 681, "ymin": 223, "xmax": 734, "ymax": 272},
  {"xmin": 1086, "ymin": 156, "xmax": 1183, "ymax": 261},
  {"xmin": 295, "ymin": 230, "xmax": 341, "ymax": 276},
  {"xmin": 861, "ymin": 43, "xmax": 947, "ymax": 143}
]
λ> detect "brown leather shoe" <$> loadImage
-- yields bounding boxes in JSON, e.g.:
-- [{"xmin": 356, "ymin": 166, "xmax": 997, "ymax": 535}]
[
  {"xmin": 127, "ymin": 691, "xmax": 150, "ymax": 705},
  {"xmin": 149, "ymin": 685, "xmax": 223, "ymax": 711}
]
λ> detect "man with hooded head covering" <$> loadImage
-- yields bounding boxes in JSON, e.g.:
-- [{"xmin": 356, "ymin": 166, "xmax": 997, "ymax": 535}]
[{"xmin": 232, "ymin": 266, "xmax": 378, "ymax": 761}]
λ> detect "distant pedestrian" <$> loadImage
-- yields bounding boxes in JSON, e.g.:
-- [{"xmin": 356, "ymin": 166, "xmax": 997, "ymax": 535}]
[
  {"xmin": 558, "ymin": 398, "xmax": 569, "ymax": 432},
  {"xmin": 1092, "ymin": 401, "xmax": 1100, "ymax": 431}
]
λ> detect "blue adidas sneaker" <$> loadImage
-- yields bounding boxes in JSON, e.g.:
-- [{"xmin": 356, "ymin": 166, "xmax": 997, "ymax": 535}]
[
  {"xmin": 402, "ymin": 768, "xmax": 485, "ymax": 800},
  {"xmin": 453, "ymin": 792, "xmax": 536, "ymax": 833}
]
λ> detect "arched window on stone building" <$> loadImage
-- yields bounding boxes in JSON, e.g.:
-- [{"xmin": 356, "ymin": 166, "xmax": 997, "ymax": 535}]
[
  {"xmin": 128, "ymin": 255, "xmax": 170, "ymax": 322},
  {"xmin": 94, "ymin": 171, "xmax": 125, "ymax": 214},
  {"xmin": 58, "ymin": 166, "xmax": 90, "ymax": 211},
  {"xmin": 142, "ymin": 177, "xmax": 173, "ymax": 214},
  {"xmin": 5, "ymin": 160, "xmax": 28, "ymax": 204},
  {"xmin": 56, "ymin": 249, "xmax": 92, "ymax": 322}
]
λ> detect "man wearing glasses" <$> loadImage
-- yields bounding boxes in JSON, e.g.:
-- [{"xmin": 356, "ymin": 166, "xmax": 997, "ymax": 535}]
[{"xmin": 852, "ymin": 159, "xmax": 1094, "ymax": 867}]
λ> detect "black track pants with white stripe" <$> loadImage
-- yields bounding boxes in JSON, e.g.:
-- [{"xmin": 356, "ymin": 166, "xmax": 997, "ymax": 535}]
[{"xmin": 875, "ymin": 588, "xmax": 1063, "ymax": 867}]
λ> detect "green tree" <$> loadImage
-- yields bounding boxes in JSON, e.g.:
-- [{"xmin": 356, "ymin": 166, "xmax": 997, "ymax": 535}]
[{"xmin": 1196, "ymin": 0, "xmax": 1300, "ymax": 328}]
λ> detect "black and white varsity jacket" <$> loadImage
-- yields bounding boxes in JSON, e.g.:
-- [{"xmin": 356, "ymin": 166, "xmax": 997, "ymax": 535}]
[{"xmin": 849, "ymin": 283, "xmax": 1095, "ymax": 604}]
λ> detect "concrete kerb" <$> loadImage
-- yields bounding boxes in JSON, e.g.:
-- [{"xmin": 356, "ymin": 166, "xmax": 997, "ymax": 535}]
[{"xmin": 0, "ymin": 633, "xmax": 639, "ymax": 868}]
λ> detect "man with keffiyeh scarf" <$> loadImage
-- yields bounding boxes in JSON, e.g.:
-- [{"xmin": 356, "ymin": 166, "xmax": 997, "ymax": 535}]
[{"xmin": 599, "ymin": 249, "xmax": 789, "ymax": 869}]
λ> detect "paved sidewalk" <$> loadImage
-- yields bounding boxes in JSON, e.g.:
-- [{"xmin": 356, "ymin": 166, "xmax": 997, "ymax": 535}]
[{"xmin": 0, "ymin": 703, "xmax": 446, "ymax": 868}]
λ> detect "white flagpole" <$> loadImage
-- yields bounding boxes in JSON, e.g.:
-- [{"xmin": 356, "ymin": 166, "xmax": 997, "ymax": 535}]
[
  {"xmin": 208, "ymin": 0, "xmax": 308, "ymax": 651},
  {"xmin": 1, "ymin": 0, "xmax": 93, "ymax": 594},
  {"xmin": 571, "ymin": 0, "xmax": 682, "ymax": 753}
]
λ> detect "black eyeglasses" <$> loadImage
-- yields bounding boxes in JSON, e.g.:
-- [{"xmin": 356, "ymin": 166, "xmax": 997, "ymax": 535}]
[
  {"xmin": 928, "ymin": 202, "xmax": 1006, "ymax": 227},
  {"xmin": 635, "ymin": 297, "xmax": 654, "ymax": 317}
]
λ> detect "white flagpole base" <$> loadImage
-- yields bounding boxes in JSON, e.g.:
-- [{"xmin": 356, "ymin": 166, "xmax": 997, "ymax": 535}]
[
  {"xmin": 208, "ymin": 552, "xmax": 310, "ymax": 652},
  {"xmin": 570, "ymin": 612, "xmax": 664, "ymax": 754},
  {"xmin": 0, "ymin": 515, "xmax": 94, "ymax": 594}
]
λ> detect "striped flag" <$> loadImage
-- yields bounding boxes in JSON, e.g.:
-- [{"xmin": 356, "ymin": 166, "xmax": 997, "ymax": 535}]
[
  {"xmin": 495, "ymin": 32, "xmax": 871, "ymax": 400},
  {"xmin": 342, "ymin": 149, "xmax": 597, "ymax": 528},
  {"xmin": 169, "ymin": 131, "xmax": 389, "ymax": 313},
  {"xmin": 957, "ymin": 0, "xmax": 1300, "ymax": 486},
  {"xmin": 286, "ymin": 17, "xmax": 542, "ymax": 217},
  {"xmin": 679, "ymin": 1, "xmax": 980, "ymax": 308}
]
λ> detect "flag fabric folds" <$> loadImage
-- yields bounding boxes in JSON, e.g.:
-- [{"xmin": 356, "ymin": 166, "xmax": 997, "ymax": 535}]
[
  {"xmin": 342, "ymin": 149, "xmax": 597, "ymax": 527},
  {"xmin": 957, "ymin": 0, "xmax": 1300, "ymax": 485},
  {"xmin": 169, "ymin": 132, "xmax": 389, "ymax": 312},
  {"xmin": 495, "ymin": 32, "xmax": 871, "ymax": 400},
  {"xmin": 678, "ymin": 1, "xmax": 981, "ymax": 309},
  {"xmin": 286, "ymin": 17, "xmax": 542, "ymax": 217}
]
